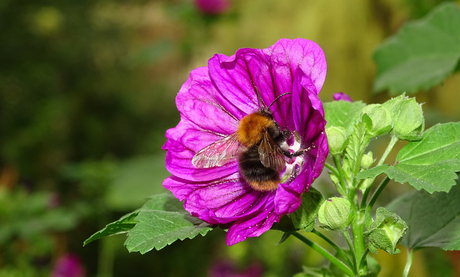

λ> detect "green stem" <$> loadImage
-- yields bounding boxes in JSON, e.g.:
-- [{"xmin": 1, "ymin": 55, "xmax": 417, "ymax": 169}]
[
  {"xmin": 293, "ymin": 232, "xmax": 354, "ymax": 277},
  {"xmin": 377, "ymin": 135, "xmax": 399, "ymax": 166},
  {"xmin": 360, "ymin": 185, "xmax": 371, "ymax": 209},
  {"xmin": 358, "ymin": 248, "xmax": 370, "ymax": 270},
  {"xmin": 367, "ymin": 177, "xmax": 390, "ymax": 211},
  {"xmin": 332, "ymin": 155, "xmax": 348, "ymax": 195},
  {"xmin": 360, "ymin": 135, "xmax": 398, "ymax": 208},
  {"xmin": 402, "ymin": 248, "xmax": 414, "ymax": 277},
  {"xmin": 343, "ymin": 230, "xmax": 357, "ymax": 270},
  {"xmin": 351, "ymin": 208, "xmax": 367, "ymax": 275},
  {"xmin": 325, "ymin": 162, "xmax": 339, "ymax": 176},
  {"xmin": 312, "ymin": 229, "xmax": 353, "ymax": 268}
]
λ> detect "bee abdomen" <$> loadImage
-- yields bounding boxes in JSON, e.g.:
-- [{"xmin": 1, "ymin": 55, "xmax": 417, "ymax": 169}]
[{"xmin": 238, "ymin": 146, "xmax": 280, "ymax": 191}]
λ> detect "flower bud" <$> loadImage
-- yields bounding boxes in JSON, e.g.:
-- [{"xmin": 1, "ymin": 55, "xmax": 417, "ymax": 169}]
[
  {"xmin": 318, "ymin": 197, "xmax": 354, "ymax": 231},
  {"xmin": 325, "ymin": 126, "xmax": 347, "ymax": 155},
  {"xmin": 333, "ymin": 92, "xmax": 353, "ymax": 102},
  {"xmin": 361, "ymin": 104, "xmax": 392, "ymax": 137},
  {"xmin": 364, "ymin": 207, "xmax": 408, "ymax": 255},
  {"xmin": 382, "ymin": 94, "xmax": 424, "ymax": 140},
  {"xmin": 361, "ymin": 152, "xmax": 374, "ymax": 169}
]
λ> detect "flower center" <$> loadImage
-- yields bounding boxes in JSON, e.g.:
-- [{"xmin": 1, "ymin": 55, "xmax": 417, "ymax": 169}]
[{"xmin": 280, "ymin": 131, "xmax": 305, "ymax": 183}]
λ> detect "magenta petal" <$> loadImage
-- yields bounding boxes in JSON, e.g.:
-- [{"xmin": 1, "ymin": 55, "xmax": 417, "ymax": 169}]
[
  {"xmin": 267, "ymin": 38, "xmax": 327, "ymax": 96},
  {"xmin": 226, "ymin": 200, "xmax": 280, "ymax": 246},
  {"xmin": 208, "ymin": 50, "xmax": 270, "ymax": 119},
  {"xmin": 176, "ymin": 67, "xmax": 239, "ymax": 134},
  {"xmin": 164, "ymin": 121, "xmax": 238, "ymax": 182},
  {"xmin": 291, "ymin": 70, "xmax": 326, "ymax": 147}
]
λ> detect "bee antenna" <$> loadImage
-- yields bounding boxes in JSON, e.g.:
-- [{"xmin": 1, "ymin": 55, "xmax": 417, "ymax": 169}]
[
  {"xmin": 268, "ymin": 92, "xmax": 291, "ymax": 109},
  {"xmin": 254, "ymin": 86, "xmax": 266, "ymax": 108}
]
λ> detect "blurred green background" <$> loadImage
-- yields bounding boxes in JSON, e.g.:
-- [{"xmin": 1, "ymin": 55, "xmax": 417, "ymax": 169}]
[{"xmin": 1, "ymin": 0, "xmax": 460, "ymax": 276}]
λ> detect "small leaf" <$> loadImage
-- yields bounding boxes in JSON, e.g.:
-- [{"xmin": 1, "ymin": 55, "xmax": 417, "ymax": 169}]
[
  {"xmin": 373, "ymin": 3, "xmax": 460, "ymax": 94},
  {"xmin": 386, "ymin": 181, "xmax": 460, "ymax": 250},
  {"xmin": 384, "ymin": 122, "xmax": 460, "ymax": 193},
  {"xmin": 324, "ymin": 101, "xmax": 366, "ymax": 137},
  {"xmin": 124, "ymin": 193, "xmax": 213, "ymax": 254},
  {"xmin": 277, "ymin": 231, "xmax": 292, "ymax": 245},
  {"xmin": 84, "ymin": 212, "xmax": 139, "ymax": 246},
  {"xmin": 290, "ymin": 187, "xmax": 325, "ymax": 232},
  {"xmin": 345, "ymin": 122, "xmax": 370, "ymax": 175},
  {"xmin": 355, "ymin": 165, "xmax": 389, "ymax": 180}
]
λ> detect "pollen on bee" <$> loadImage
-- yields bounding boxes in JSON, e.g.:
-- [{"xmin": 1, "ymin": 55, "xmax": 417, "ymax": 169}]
[{"xmin": 237, "ymin": 112, "xmax": 275, "ymax": 147}]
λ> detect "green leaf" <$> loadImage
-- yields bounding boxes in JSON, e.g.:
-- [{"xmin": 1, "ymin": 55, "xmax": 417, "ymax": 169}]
[
  {"xmin": 125, "ymin": 193, "xmax": 213, "ymax": 253},
  {"xmin": 345, "ymin": 122, "xmax": 370, "ymax": 175},
  {"xmin": 83, "ymin": 212, "xmax": 139, "ymax": 246},
  {"xmin": 384, "ymin": 122, "xmax": 460, "ymax": 193},
  {"xmin": 373, "ymin": 3, "xmax": 460, "ymax": 94},
  {"xmin": 386, "ymin": 181, "xmax": 460, "ymax": 250},
  {"xmin": 355, "ymin": 165, "xmax": 389, "ymax": 180},
  {"xmin": 290, "ymin": 187, "xmax": 325, "ymax": 232},
  {"xmin": 324, "ymin": 101, "xmax": 366, "ymax": 137}
]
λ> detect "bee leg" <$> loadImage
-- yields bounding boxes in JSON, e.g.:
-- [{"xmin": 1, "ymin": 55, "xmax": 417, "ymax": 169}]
[{"xmin": 284, "ymin": 145, "xmax": 314, "ymax": 158}]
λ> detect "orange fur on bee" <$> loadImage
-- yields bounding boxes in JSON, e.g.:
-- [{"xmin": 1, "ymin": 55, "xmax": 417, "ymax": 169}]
[
  {"xmin": 249, "ymin": 180, "xmax": 280, "ymax": 191},
  {"xmin": 237, "ymin": 112, "xmax": 275, "ymax": 147}
]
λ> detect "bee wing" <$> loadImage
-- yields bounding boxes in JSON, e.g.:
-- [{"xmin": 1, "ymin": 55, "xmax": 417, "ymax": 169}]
[
  {"xmin": 258, "ymin": 132, "xmax": 286, "ymax": 171},
  {"xmin": 192, "ymin": 133, "xmax": 242, "ymax": 168}
]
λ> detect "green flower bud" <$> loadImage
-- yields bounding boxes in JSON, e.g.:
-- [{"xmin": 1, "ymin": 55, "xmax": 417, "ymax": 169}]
[
  {"xmin": 318, "ymin": 197, "xmax": 354, "ymax": 231},
  {"xmin": 364, "ymin": 207, "xmax": 408, "ymax": 255},
  {"xmin": 325, "ymin": 126, "xmax": 347, "ymax": 155},
  {"xmin": 382, "ymin": 94, "xmax": 424, "ymax": 140},
  {"xmin": 361, "ymin": 152, "xmax": 374, "ymax": 169},
  {"xmin": 361, "ymin": 104, "xmax": 392, "ymax": 137}
]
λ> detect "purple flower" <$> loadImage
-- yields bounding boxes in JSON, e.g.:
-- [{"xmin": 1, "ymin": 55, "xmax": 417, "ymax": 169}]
[
  {"xmin": 208, "ymin": 260, "xmax": 263, "ymax": 277},
  {"xmin": 52, "ymin": 254, "xmax": 85, "ymax": 277},
  {"xmin": 333, "ymin": 92, "xmax": 353, "ymax": 102},
  {"xmin": 194, "ymin": 0, "xmax": 231, "ymax": 15},
  {"xmin": 163, "ymin": 38, "xmax": 328, "ymax": 245}
]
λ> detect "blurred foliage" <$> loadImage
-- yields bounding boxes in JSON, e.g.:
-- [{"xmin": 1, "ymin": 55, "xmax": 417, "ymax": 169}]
[
  {"xmin": 0, "ymin": 0, "xmax": 179, "ymax": 181},
  {"xmin": 0, "ymin": 0, "xmax": 459, "ymax": 276}
]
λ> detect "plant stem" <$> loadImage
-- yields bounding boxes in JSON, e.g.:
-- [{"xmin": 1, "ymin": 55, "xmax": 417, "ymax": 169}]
[
  {"xmin": 360, "ymin": 135, "xmax": 398, "ymax": 208},
  {"xmin": 325, "ymin": 162, "xmax": 339, "ymax": 176},
  {"xmin": 376, "ymin": 135, "xmax": 399, "ymax": 166},
  {"xmin": 332, "ymin": 155, "xmax": 348, "ymax": 195},
  {"xmin": 343, "ymin": 230, "xmax": 357, "ymax": 270},
  {"xmin": 312, "ymin": 229, "xmax": 353, "ymax": 268},
  {"xmin": 358, "ymin": 248, "xmax": 370, "ymax": 270},
  {"xmin": 351, "ymin": 209, "xmax": 367, "ymax": 275},
  {"xmin": 402, "ymin": 248, "xmax": 414, "ymax": 277},
  {"xmin": 292, "ymin": 232, "xmax": 354, "ymax": 277},
  {"xmin": 367, "ymin": 177, "xmax": 390, "ymax": 211}
]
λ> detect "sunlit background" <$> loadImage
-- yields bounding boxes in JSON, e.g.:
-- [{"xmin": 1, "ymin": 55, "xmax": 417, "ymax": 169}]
[{"xmin": 1, "ymin": 0, "xmax": 460, "ymax": 276}]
